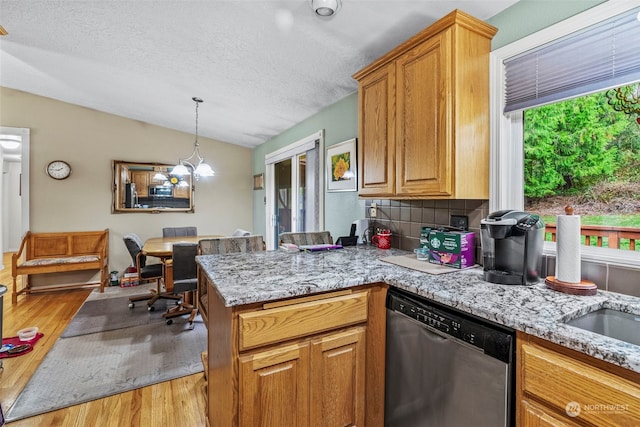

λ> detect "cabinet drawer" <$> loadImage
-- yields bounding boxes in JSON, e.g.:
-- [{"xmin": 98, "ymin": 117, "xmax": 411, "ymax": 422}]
[
  {"xmin": 521, "ymin": 342, "xmax": 640, "ymax": 425},
  {"xmin": 239, "ymin": 291, "xmax": 368, "ymax": 351}
]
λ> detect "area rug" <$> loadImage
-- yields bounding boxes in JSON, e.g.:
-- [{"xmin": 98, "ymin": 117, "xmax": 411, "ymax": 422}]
[
  {"xmin": 61, "ymin": 295, "xmax": 174, "ymax": 338},
  {"xmin": 5, "ymin": 319, "xmax": 206, "ymax": 422}
]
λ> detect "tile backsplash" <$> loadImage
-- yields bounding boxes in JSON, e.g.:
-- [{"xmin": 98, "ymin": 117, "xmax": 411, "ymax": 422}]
[
  {"xmin": 364, "ymin": 199, "xmax": 489, "ymax": 262},
  {"xmin": 363, "ymin": 199, "xmax": 640, "ymax": 297}
]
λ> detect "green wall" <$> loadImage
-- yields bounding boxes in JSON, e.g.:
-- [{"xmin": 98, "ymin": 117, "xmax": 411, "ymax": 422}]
[
  {"xmin": 488, "ymin": 0, "xmax": 606, "ymax": 49},
  {"xmin": 252, "ymin": 93, "xmax": 361, "ymax": 239},
  {"xmin": 252, "ymin": 0, "xmax": 608, "ymax": 241}
]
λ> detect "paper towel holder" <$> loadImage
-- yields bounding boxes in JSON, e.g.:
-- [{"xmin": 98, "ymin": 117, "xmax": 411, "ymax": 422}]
[{"xmin": 545, "ymin": 205, "xmax": 598, "ymax": 295}]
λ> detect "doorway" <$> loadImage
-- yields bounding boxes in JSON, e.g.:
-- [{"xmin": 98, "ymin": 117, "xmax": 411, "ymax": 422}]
[
  {"xmin": 1, "ymin": 126, "xmax": 30, "ymax": 261},
  {"xmin": 265, "ymin": 130, "xmax": 323, "ymax": 249}
]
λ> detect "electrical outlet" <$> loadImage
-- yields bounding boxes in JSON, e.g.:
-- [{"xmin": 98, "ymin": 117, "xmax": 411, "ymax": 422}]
[
  {"xmin": 450, "ymin": 215, "xmax": 468, "ymax": 231},
  {"xmin": 369, "ymin": 202, "xmax": 377, "ymax": 218}
]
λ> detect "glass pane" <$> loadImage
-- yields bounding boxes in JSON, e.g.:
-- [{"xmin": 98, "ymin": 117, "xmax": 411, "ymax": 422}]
[
  {"xmin": 297, "ymin": 154, "xmax": 307, "ymax": 232},
  {"xmin": 524, "ymin": 83, "xmax": 640, "ymax": 251},
  {"xmin": 275, "ymin": 158, "xmax": 292, "ymax": 241}
]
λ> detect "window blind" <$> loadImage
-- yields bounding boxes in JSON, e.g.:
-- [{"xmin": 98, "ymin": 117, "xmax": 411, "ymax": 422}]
[{"xmin": 504, "ymin": 7, "xmax": 640, "ymax": 113}]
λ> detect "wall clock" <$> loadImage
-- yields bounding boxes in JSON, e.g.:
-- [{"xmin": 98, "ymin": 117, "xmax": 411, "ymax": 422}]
[{"xmin": 46, "ymin": 160, "xmax": 72, "ymax": 180}]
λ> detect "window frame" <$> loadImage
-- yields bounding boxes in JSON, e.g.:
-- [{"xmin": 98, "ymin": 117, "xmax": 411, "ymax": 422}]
[
  {"xmin": 490, "ymin": 1, "xmax": 640, "ymax": 267},
  {"xmin": 264, "ymin": 130, "xmax": 324, "ymax": 250}
]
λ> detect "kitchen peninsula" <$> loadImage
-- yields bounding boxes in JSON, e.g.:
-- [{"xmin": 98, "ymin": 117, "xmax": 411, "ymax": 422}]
[{"xmin": 197, "ymin": 246, "xmax": 640, "ymax": 426}]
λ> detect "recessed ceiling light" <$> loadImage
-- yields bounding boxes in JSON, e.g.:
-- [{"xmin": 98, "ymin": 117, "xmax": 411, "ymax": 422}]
[{"xmin": 309, "ymin": 0, "xmax": 342, "ymax": 18}]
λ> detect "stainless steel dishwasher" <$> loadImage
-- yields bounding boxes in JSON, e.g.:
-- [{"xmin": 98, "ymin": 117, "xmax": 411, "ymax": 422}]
[{"xmin": 385, "ymin": 288, "xmax": 515, "ymax": 427}]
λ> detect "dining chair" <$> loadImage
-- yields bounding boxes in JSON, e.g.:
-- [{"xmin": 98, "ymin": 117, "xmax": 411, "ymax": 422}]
[
  {"xmin": 198, "ymin": 235, "xmax": 265, "ymax": 255},
  {"xmin": 195, "ymin": 236, "xmax": 266, "ymax": 383},
  {"xmin": 123, "ymin": 233, "xmax": 181, "ymax": 310},
  {"xmin": 162, "ymin": 226, "xmax": 198, "ymax": 237},
  {"xmin": 279, "ymin": 231, "xmax": 333, "ymax": 246},
  {"xmin": 196, "ymin": 235, "xmax": 265, "ymax": 327},
  {"xmin": 163, "ymin": 243, "xmax": 199, "ymax": 329},
  {"xmin": 231, "ymin": 228, "xmax": 251, "ymax": 237}
]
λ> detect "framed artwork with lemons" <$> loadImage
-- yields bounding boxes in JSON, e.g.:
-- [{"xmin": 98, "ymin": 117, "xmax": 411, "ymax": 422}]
[{"xmin": 326, "ymin": 138, "xmax": 357, "ymax": 192}]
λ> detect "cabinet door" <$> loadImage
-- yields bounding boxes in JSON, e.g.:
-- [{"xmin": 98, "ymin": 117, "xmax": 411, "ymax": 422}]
[
  {"xmin": 240, "ymin": 342, "xmax": 310, "ymax": 427},
  {"xmin": 174, "ymin": 184, "xmax": 190, "ymax": 199},
  {"xmin": 395, "ymin": 30, "xmax": 452, "ymax": 196},
  {"xmin": 357, "ymin": 62, "xmax": 396, "ymax": 196},
  {"xmin": 520, "ymin": 399, "xmax": 579, "ymax": 427},
  {"xmin": 310, "ymin": 327, "xmax": 366, "ymax": 427},
  {"xmin": 131, "ymin": 171, "xmax": 149, "ymax": 197}
]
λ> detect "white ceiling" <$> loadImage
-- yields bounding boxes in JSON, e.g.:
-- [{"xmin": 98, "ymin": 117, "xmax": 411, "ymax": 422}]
[{"xmin": 0, "ymin": 0, "xmax": 518, "ymax": 148}]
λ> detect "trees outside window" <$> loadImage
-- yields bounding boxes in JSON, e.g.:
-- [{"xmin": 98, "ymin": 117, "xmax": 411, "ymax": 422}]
[{"xmin": 524, "ymin": 83, "xmax": 640, "ymax": 248}]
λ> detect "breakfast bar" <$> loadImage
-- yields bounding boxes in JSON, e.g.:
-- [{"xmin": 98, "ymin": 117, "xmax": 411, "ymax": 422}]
[{"xmin": 196, "ymin": 245, "xmax": 640, "ymax": 426}]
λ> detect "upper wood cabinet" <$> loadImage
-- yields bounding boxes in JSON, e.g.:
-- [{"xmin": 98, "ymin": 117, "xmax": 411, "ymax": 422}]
[
  {"xmin": 130, "ymin": 171, "xmax": 149, "ymax": 197},
  {"xmin": 353, "ymin": 9, "xmax": 497, "ymax": 199}
]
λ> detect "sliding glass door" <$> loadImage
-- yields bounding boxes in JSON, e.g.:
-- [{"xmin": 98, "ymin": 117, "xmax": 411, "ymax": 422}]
[{"xmin": 265, "ymin": 131, "xmax": 323, "ymax": 249}]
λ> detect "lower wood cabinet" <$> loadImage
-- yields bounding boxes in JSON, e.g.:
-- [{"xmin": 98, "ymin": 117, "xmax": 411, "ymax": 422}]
[
  {"xmin": 206, "ymin": 283, "xmax": 387, "ymax": 427},
  {"xmin": 517, "ymin": 331, "xmax": 640, "ymax": 426},
  {"xmin": 240, "ymin": 326, "xmax": 366, "ymax": 427},
  {"xmin": 240, "ymin": 341, "xmax": 310, "ymax": 426},
  {"xmin": 520, "ymin": 399, "xmax": 579, "ymax": 427}
]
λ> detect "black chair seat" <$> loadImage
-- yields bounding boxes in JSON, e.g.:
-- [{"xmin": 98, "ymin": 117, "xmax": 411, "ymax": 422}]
[
  {"xmin": 123, "ymin": 233, "xmax": 180, "ymax": 308},
  {"xmin": 173, "ymin": 278, "xmax": 198, "ymax": 294},
  {"xmin": 140, "ymin": 264, "xmax": 163, "ymax": 280}
]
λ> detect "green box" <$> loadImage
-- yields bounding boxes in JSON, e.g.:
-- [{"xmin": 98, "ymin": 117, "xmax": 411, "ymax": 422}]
[
  {"xmin": 420, "ymin": 227, "xmax": 432, "ymax": 249},
  {"xmin": 427, "ymin": 230, "xmax": 475, "ymax": 268}
]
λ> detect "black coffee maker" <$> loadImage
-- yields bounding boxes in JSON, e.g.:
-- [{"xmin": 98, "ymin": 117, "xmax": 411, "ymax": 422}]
[{"xmin": 480, "ymin": 210, "xmax": 545, "ymax": 285}]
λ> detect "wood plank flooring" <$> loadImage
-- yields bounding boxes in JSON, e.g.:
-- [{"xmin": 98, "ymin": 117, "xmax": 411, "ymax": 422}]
[{"xmin": 1, "ymin": 253, "xmax": 207, "ymax": 427}]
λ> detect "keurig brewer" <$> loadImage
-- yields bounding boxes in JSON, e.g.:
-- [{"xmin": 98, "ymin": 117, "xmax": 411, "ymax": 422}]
[{"xmin": 480, "ymin": 210, "xmax": 545, "ymax": 285}]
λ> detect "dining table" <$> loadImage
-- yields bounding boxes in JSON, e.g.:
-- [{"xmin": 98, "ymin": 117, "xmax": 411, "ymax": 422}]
[
  {"xmin": 141, "ymin": 235, "xmax": 223, "ymax": 258},
  {"xmin": 141, "ymin": 234, "xmax": 222, "ymax": 295}
]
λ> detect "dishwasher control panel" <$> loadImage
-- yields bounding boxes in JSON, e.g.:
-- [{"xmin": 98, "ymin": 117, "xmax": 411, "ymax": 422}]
[{"xmin": 387, "ymin": 290, "xmax": 513, "ymax": 363}]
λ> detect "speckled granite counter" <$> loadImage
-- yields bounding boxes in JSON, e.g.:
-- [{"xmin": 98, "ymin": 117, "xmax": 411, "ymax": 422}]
[{"xmin": 196, "ymin": 245, "xmax": 640, "ymax": 374}]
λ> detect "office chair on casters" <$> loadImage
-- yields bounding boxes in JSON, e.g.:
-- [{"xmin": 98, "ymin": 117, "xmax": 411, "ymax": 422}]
[
  {"xmin": 163, "ymin": 243, "xmax": 199, "ymax": 329},
  {"xmin": 123, "ymin": 233, "xmax": 181, "ymax": 310},
  {"xmin": 197, "ymin": 236, "xmax": 265, "ymax": 315},
  {"xmin": 162, "ymin": 226, "xmax": 198, "ymax": 238}
]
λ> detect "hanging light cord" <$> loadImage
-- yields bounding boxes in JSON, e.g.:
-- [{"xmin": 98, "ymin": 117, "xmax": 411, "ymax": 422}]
[
  {"xmin": 193, "ymin": 96, "xmax": 202, "ymax": 149},
  {"xmin": 174, "ymin": 96, "xmax": 214, "ymax": 179}
]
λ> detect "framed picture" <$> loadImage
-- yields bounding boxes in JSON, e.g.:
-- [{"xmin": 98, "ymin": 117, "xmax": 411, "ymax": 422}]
[
  {"xmin": 326, "ymin": 138, "xmax": 357, "ymax": 192},
  {"xmin": 253, "ymin": 173, "xmax": 264, "ymax": 190}
]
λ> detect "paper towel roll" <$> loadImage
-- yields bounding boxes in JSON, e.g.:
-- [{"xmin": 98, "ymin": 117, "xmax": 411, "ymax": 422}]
[{"xmin": 555, "ymin": 214, "xmax": 581, "ymax": 283}]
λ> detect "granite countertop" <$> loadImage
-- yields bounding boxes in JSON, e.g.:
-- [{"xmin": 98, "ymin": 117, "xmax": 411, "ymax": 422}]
[{"xmin": 196, "ymin": 245, "xmax": 640, "ymax": 374}]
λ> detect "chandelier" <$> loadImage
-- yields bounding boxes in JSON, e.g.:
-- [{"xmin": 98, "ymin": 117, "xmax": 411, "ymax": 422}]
[
  {"xmin": 172, "ymin": 97, "xmax": 215, "ymax": 179},
  {"xmin": 605, "ymin": 83, "xmax": 640, "ymax": 124}
]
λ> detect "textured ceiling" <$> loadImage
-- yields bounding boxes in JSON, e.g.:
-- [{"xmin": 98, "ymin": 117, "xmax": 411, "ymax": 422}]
[{"xmin": 0, "ymin": 0, "xmax": 518, "ymax": 148}]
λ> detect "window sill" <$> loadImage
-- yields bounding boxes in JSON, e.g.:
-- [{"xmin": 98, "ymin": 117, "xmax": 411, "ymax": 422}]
[{"xmin": 543, "ymin": 242, "xmax": 640, "ymax": 270}]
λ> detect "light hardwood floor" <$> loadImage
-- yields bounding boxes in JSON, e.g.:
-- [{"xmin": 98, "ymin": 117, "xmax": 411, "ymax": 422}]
[{"xmin": 1, "ymin": 253, "xmax": 207, "ymax": 427}]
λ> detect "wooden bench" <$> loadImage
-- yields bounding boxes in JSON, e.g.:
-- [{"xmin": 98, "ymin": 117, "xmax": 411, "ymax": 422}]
[{"xmin": 11, "ymin": 229, "xmax": 109, "ymax": 304}]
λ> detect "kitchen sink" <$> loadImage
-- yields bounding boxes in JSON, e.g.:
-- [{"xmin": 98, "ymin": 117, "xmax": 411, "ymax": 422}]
[{"xmin": 565, "ymin": 308, "xmax": 640, "ymax": 346}]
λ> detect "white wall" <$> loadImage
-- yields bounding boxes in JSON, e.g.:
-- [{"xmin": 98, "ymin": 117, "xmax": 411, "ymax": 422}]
[{"xmin": 0, "ymin": 87, "xmax": 254, "ymax": 274}]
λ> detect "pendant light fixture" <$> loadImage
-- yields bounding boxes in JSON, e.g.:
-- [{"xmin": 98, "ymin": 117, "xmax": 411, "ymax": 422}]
[{"xmin": 172, "ymin": 97, "xmax": 215, "ymax": 179}]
